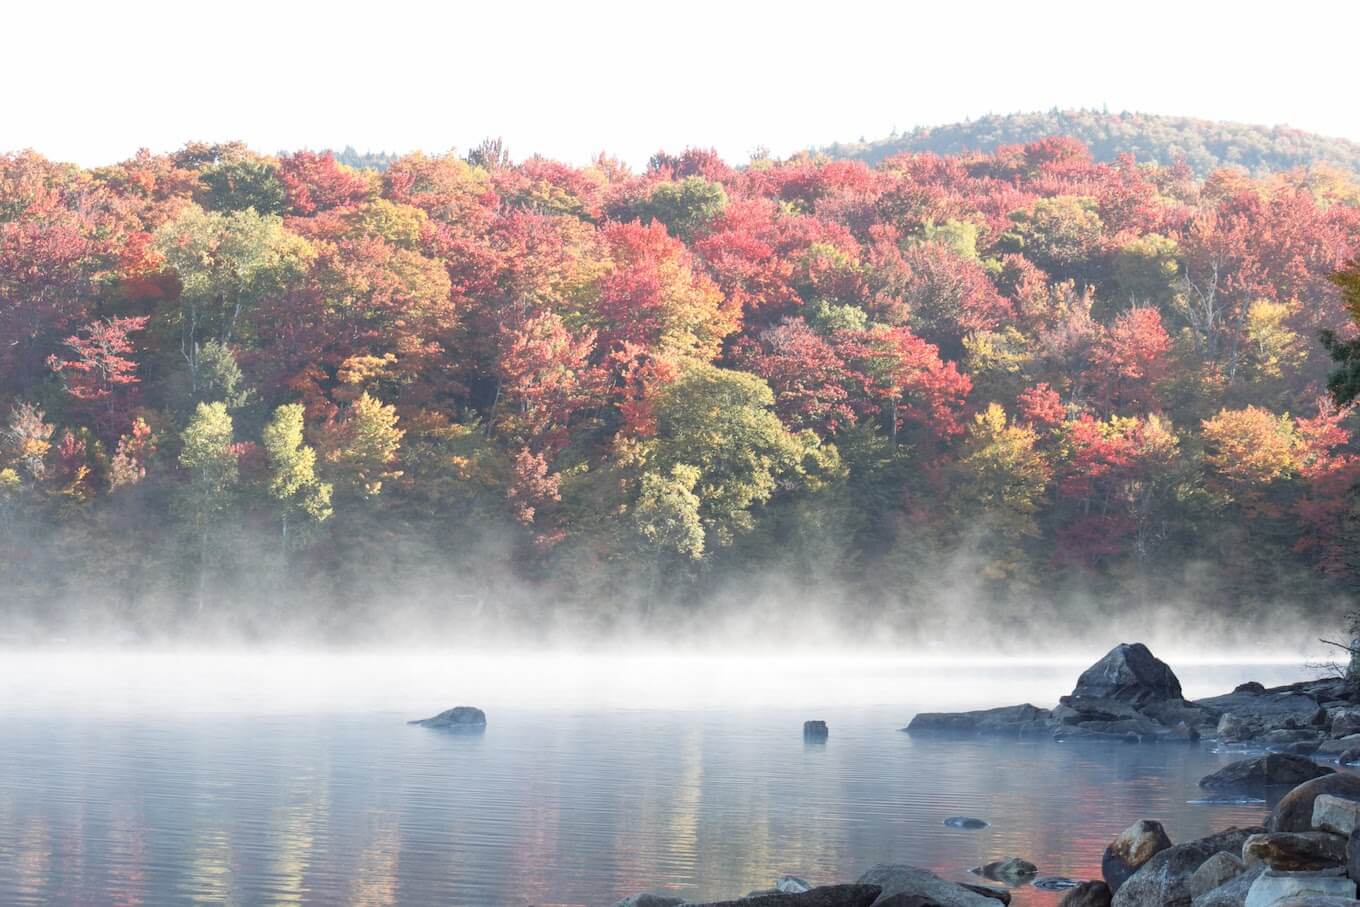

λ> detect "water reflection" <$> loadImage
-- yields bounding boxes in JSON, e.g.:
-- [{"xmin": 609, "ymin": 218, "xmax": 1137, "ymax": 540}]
[{"xmin": 0, "ymin": 659, "xmax": 1320, "ymax": 906}]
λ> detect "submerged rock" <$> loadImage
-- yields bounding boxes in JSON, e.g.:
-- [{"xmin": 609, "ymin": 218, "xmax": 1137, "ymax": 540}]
[
  {"xmin": 906, "ymin": 704, "xmax": 1053, "ymax": 736},
  {"xmin": 973, "ymin": 858, "xmax": 1036, "ymax": 884},
  {"xmin": 1198, "ymin": 754, "xmax": 1334, "ymax": 790},
  {"xmin": 612, "ymin": 895, "xmax": 686, "ymax": 907},
  {"xmin": 407, "ymin": 706, "xmax": 487, "ymax": 729},
  {"xmin": 693, "ymin": 884, "xmax": 883, "ymax": 906},
  {"xmin": 1102, "ymin": 820, "xmax": 1173, "ymax": 892},
  {"xmin": 944, "ymin": 816, "xmax": 989, "ymax": 829}
]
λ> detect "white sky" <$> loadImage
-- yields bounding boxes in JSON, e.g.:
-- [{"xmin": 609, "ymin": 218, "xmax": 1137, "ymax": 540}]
[{"xmin": 5, "ymin": 0, "xmax": 1358, "ymax": 169}]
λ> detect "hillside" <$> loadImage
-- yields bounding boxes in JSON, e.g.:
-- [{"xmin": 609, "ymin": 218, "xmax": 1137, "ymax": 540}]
[{"xmin": 824, "ymin": 109, "xmax": 1360, "ymax": 176}]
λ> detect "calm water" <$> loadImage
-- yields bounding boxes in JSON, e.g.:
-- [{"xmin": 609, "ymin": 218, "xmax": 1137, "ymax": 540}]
[{"xmin": 0, "ymin": 652, "xmax": 1325, "ymax": 906}]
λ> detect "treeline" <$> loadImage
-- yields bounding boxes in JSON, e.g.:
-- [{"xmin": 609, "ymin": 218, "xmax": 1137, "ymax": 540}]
[
  {"xmin": 826, "ymin": 110, "xmax": 1360, "ymax": 178},
  {"xmin": 2, "ymin": 137, "xmax": 1360, "ymax": 639}
]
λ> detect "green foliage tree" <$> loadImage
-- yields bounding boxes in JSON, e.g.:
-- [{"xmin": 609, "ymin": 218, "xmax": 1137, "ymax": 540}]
[
  {"xmin": 628, "ymin": 177, "xmax": 727, "ymax": 241},
  {"xmin": 262, "ymin": 403, "xmax": 333, "ymax": 546},
  {"xmin": 177, "ymin": 402, "xmax": 238, "ymax": 610}
]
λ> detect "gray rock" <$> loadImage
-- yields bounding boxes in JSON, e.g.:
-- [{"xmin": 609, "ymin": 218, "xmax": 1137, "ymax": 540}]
[
  {"xmin": 958, "ymin": 882, "xmax": 1009, "ymax": 903},
  {"xmin": 407, "ymin": 706, "xmax": 487, "ymax": 728},
  {"xmin": 906, "ymin": 704, "xmax": 1053, "ymax": 736},
  {"xmin": 1244, "ymin": 868, "xmax": 1356, "ymax": 907},
  {"xmin": 944, "ymin": 817, "xmax": 989, "ymax": 829},
  {"xmin": 973, "ymin": 859, "xmax": 1036, "ymax": 884},
  {"xmin": 1270, "ymin": 776, "xmax": 1360, "ymax": 833},
  {"xmin": 694, "ymin": 883, "xmax": 883, "ymax": 906},
  {"xmin": 1103, "ymin": 820, "xmax": 1174, "ymax": 892},
  {"xmin": 1059, "ymin": 881, "xmax": 1112, "ymax": 907},
  {"xmin": 1242, "ymin": 832, "xmax": 1348, "ymax": 871},
  {"xmin": 1273, "ymin": 898, "xmax": 1360, "ymax": 905},
  {"xmin": 612, "ymin": 895, "xmax": 687, "ymax": 907},
  {"xmin": 1112, "ymin": 826, "xmax": 1264, "ymax": 907},
  {"xmin": 1190, "ymin": 852, "xmax": 1246, "ymax": 900},
  {"xmin": 803, "ymin": 721, "xmax": 828, "ymax": 740},
  {"xmin": 1199, "ymin": 755, "xmax": 1334, "ymax": 790},
  {"xmin": 1318, "ymin": 737, "xmax": 1360, "ymax": 757},
  {"xmin": 1348, "ymin": 828, "xmax": 1360, "ymax": 885},
  {"xmin": 1337, "ymin": 749, "xmax": 1360, "ymax": 765},
  {"xmin": 1331, "ymin": 711, "xmax": 1360, "ymax": 739},
  {"xmin": 1192, "ymin": 863, "xmax": 1265, "ymax": 907},
  {"xmin": 1314, "ymin": 796, "xmax": 1360, "ymax": 837},
  {"xmin": 856, "ymin": 865, "xmax": 1002, "ymax": 906},
  {"xmin": 1070, "ymin": 643, "xmax": 1184, "ymax": 705},
  {"xmin": 779, "ymin": 877, "xmax": 815, "ymax": 894}
]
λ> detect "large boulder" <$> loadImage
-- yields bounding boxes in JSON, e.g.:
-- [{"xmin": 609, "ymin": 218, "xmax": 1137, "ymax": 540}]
[
  {"xmin": 856, "ymin": 865, "xmax": 1001, "ymax": 906},
  {"xmin": 1243, "ymin": 832, "xmax": 1348, "ymax": 872},
  {"xmin": 1244, "ymin": 868, "xmax": 1356, "ymax": 906},
  {"xmin": 1072, "ymin": 643, "xmax": 1183, "ymax": 705},
  {"xmin": 1270, "ymin": 776, "xmax": 1360, "ymax": 832},
  {"xmin": 1103, "ymin": 820, "xmax": 1174, "ymax": 892},
  {"xmin": 1199, "ymin": 755, "xmax": 1334, "ymax": 790},
  {"xmin": 1059, "ymin": 881, "xmax": 1112, "ymax": 907},
  {"xmin": 1112, "ymin": 826, "xmax": 1264, "ymax": 907},
  {"xmin": 1192, "ymin": 863, "xmax": 1265, "ymax": 907},
  {"xmin": 407, "ymin": 706, "xmax": 487, "ymax": 729},
  {"xmin": 905, "ymin": 704, "xmax": 1053, "ymax": 736},
  {"xmin": 1190, "ymin": 852, "xmax": 1246, "ymax": 900}
]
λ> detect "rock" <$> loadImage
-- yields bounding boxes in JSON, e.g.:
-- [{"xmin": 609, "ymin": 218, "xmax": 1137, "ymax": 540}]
[
  {"xmin": 612, "ymin": 895, "xmax": 687, "ymax": 907},
  {"xmin": 1192, "ymin": 863, "xmax": 1265, "ymax": 907},
  {"xmin": 973, "ymin": 859, "xmax": 1036, "ymax": 884},
  {"xmin": 1071, "ymin": 643, "xmax": 1184, "ymax": 705},
  {"xmin": 1198, "ymin": 691, "xmax": 1327, "ymax": 735},
  {"xmin": 1112, "ymin": 826, "xmax": 1264, "ymax": 907},
  {"xmin": 872, "ymin": 897, "xmax": 947, "ymax": 907},
  {"xmin": 1244, "ymin": 868, "xmax": 1356, "ymax": 906},
  {"xmin": 1332, "ymin": 711, "xmax": 1360, "ymax": 739},
  {"xmin": 804, "ymin": 721, "xmax": 828, "ymax": 740},
  {"xmin": 694, "ymin": 883, "xmax": 883, "ymax": 906},
  {"xmin": 944, "ymin": 817, "xmax": 990, "ymax": 829},
  {"xmin": 1272, "ymin": 897, "xmax": 1360, "ymax": 905},
  {"xmin": 1318, "ymin": 737, "xmax": 1360, "ymax": 757},
  {"xmin": 1190, "ymin": 852, "xmax": 1246, "ymax": 900},
  {"xmin": 779, "ymin": 876, "xmax": 815, "ymax": 894},
  {"xmin": 957, "ymin": 883, "xmax": 1009, "ymax": 903},
  {"xmin": 1103, "ymin": 820, "xmax": 1174, "ymax": 892},
  {"xmin": 1034, "ymin": 878, "xmax": 1082, "ymax": 890},
  {"xmin": 1242, "ymin": 832, "xmax": 1348, "ymax": 871},
  {"xmin": 1200, "ymin": 755, "xmax": 1334, "ymax": 790},
  {"xmin": 1267, "ymin": 730, "xmax": 1327, "ymax": 748},
  {"xmin": 1059, "ymin": 882, "xmax": 1112, "ymax": 907},
  {"xmin": 1314, "ymin": 796, "xmax": 1360, "ymax": 837},
  {"xmin": 1283, "ymin": 742, "xmax": 1325, "ymax": 757},
  {"xmin": 856, "ymin": 865, "xmax": 1002, "ymax": 906},
  {"xmin": 906, "ymin": 704, "xmax": 1053, "ymax": 736},
  {"xmin": 1348, "ymin": 828, "xmax": 1360, "ymax": 883},
  {"xmin": 1270, "ymin": 776, "xmax": 1360, "ymax": 832},
  {"xmin": 1220, "ymin": 712, "xmax": 1262, "ymax": 742},
  {"xmin": 1239, "ymin": 683, "xmax": 1270, "ymax": 694},
  {"xmin": 1337, "ymin": 749, "xmax": 1360, "ymax": 765},
  {"xmin": 407, "ymin": 706, "xmax": 487, "ymax": 729}
]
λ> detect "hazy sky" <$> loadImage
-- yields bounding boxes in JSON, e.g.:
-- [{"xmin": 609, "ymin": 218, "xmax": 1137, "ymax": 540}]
[{"xmin": 6, "ymin": 0, "xmax": 1357, "ymax": 168}]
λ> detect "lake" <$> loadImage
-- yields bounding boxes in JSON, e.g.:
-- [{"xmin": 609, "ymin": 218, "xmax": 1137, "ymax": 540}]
[{"xmin": 0, "ymin": 650, "xmax": 1326, "ymax": 905}]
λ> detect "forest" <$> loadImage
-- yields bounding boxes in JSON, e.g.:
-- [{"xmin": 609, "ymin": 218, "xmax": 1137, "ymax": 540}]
[
  {"xmin": 827, "ymin": 110, "xmax": 1360, "ymax": 177},
  {"xmin": 3, "ymin": 135, "xmax": 1360, "ymax": 641}
]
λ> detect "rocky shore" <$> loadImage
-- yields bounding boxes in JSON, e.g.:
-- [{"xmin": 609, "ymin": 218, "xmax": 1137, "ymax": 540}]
[{"xmin": 610, "ymin": 644, "xmax": 1360, "ymax": 907}]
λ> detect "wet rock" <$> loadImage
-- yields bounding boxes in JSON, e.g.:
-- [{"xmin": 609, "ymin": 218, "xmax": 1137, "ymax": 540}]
[
  {"xmin": 944, "ymin": 817, "xmax": 989, "ymax": 829},
  {"xmin": 1243, "ymin": 867, "xmax": 1356, "ymax": 906},
  {"xmin": 1102, "ymin": 820, "xmax": 1174, "ymax": 892},
  {"xmin": 803, "ymin": 721, "xmax": 828, "ymax": 741},
  {"xmin": 1318, "ymin": 737, "xmax": 1360, "ymax": 757},
  {"xmin": 1242, "ymin": 832, "xmax": 1348, "ymax": 871},
  {"xmin": 1192, "ymin": 863, "xmax": 1265, "ymax": 907},
  {"xmin": 973, "ymin": 859, "xmax": 1036, "ymax": 884},
  {"xmin": 612, "ymin": 895, "xmax": 687, "ymax": 907},
  {"xmin": 1070, "ymin": 643, "xmax": 1184, "ymax": 705},
  {"xmin": 779, "ymin": 876, "xmax": 815, "ymax": 894},
  {"xmin": 906, "ymin": 705, "xmax": 1053, "ymax": 736},
  {"xmin": 856, "ymin": 864, "xmax": 1002, "ymax": 906},
  {"xmin": 1199, "ymin": 755, "xmax": 1334, "ymax": 790},
  {"xmin": 957, "ymin": 882, "xmax": 1009, "ymax": 903},
  {"xmin": 1111, "ymin": 826, "xmax": 1264, "ymax": 907},
  {"xmin": 1266, "ymin": 730, "xmax": 1328, "ymax": 748},
  {"xmin": 1331, "ymin": 711, "xmax": 1360, "ymax": 739},
  {"xmin": 1197, "ymin": 691, "xmax": 1327, "ymax": 738},
  {"xmin": 694, "ymin": 883, "xmax": 883, "ymax": 906},
  {"xmin": 1190, "ymin": 852, "xmax": 1246, "ymax": 900},
  {"xmin": 407, "ymin": 706, "xmax": 487, "ymax": 729},
  {"xmin": 1314, "ymin": 796, "xmax": 1360, "ymax": 837},
  {"xmin": 1271, "ymin": 897, "xmax": 1360, "ymax": 905},
  {"xmin": 1059, "ymin": 882, "xmax": 1112, "ymax": 907},
  {"xmin": 1270, "ymin": 776, "xmax": 1360, "ymax": 833},
  {"xmin": 1348, "ymin": 828, "xmax": 1360, "ymax": 883},
  {"xmin": 1337, "ymin": 749, "xmax": 1360, "ymax": 765},
  {"xmin": 1033, "ymin": 878, "xmax": 1082, "ymax": 891}
]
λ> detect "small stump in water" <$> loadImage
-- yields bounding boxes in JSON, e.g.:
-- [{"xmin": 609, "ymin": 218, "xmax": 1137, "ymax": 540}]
[
  {"xmin": 408, "ymin": 706, "xmax": 487, "ymax": 730},
  {"xmin": 803, "ymin": 720, "xmax": 828, "ymax": 741}
]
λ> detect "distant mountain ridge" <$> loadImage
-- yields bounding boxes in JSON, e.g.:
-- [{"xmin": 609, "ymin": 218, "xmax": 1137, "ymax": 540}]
[{"xmin": 822, "ymin": 109, "xmax": 1360, "ymax": 176}]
